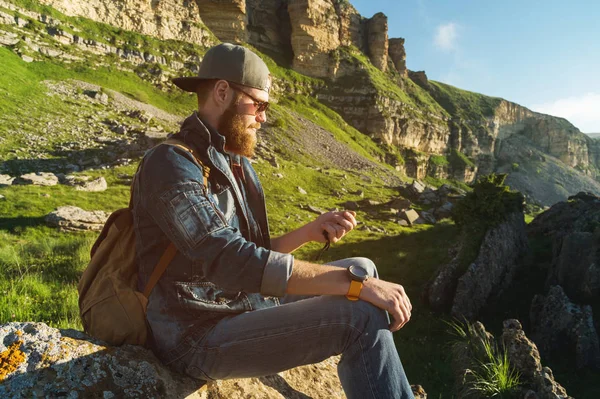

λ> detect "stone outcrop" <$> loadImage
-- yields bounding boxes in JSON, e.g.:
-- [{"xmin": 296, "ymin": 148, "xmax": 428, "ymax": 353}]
[
  {"xmin": 451, "ymin": 212, "xmax": 528, "ymax": 320},
  {"xmin": 0, "ymin": 322, "xmax": 348, "ymax": 398},
  {"xmin": 426, "ymin": 212, "xmax": 527, "ymax": 317},
  {"xmin": 196, "ymin": 0, "xmax": 247, "ymax": 44},
  {"xmin": 530, "ymin": 286, "xmax": 600, "ymax": 369},
  {"xmin": 246, "ymin": 0, "xmax": 293, "ymax": 58},
  {"xmin": 388, "ymin": 38, "xmax": 407, "ymax": 76},
  {"xmin": 334, "ymin": 0, "xmax": 365, "ymax": 50},
  {"xmin": 39, "ymin": 0, "xmax": 215, "ymax": 46},
  {"xmin": 288, "ymin": 0, "xmax": 340, "ymax": 78},
  {"xmin": 528, "ymin": 192, "xmax": 600, "ymax": 299},
  {"xmin": 366, "ymin": 13, "xmax": 388, "ymax": 72},
  {"xmin": 451, "ymin": 319, "xmax": 571, "ymax": 399},
  {"xmin": 500, "ymin": 319, "xmax": 572, "ymax": 398},
  {"xmin": 44, "ymin": 206, "xmax": 109, "ymax": 231},
  {"xmin": 408, "ymin": 70, "xmax": 429, "ymax": 88}
]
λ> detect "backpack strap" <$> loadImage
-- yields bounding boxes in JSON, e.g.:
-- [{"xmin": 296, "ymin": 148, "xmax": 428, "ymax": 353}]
[
  {"xmin": 137, "ymin": 138, "xmax": 211, "ymax": 299},
  {"xmin": 162, "ymin": 138, "xmax": 210, "ymax": 187},
  {"xmin": 143, "ymin": 242, "xmax": 177, "ymax": 298}
]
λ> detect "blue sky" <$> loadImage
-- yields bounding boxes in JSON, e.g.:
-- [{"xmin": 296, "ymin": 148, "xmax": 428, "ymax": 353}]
[{"xmin": 351, "ymin": 0, "xmax": 600, "ymax": 133}]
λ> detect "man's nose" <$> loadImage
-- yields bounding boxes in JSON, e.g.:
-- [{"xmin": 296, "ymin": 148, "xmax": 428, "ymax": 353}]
[{"xmin": 256, "ymin": 110, "xmax": 267, "ymax": 123}]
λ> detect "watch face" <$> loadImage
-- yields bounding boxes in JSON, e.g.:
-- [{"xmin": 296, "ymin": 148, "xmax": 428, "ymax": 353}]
[{"xmin": 349, "ymin": 265, "xmax": 369, "ymax": 281}]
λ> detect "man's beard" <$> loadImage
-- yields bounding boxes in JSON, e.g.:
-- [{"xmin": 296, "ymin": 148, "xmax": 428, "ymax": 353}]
[{"xmin": 218, "ymin": 102, "xmax": 260, "ymax": 158}]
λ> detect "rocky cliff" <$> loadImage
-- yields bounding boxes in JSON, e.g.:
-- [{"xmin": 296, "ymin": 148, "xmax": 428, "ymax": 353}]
[{"xmin": 14, "ymin": 0, "xmax": 600, "ymax": 203}]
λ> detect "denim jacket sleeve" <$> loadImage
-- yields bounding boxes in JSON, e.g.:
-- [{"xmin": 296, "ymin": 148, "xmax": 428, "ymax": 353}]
[{"xmin": 138, "ymin": 144, "xmax": 293, "ymax": 297}]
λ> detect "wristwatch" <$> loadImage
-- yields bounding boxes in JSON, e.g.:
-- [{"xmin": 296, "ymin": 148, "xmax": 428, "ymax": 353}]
[{"xmin": 346, "ymin": 265, "xmax": 369, "ymax": 301}]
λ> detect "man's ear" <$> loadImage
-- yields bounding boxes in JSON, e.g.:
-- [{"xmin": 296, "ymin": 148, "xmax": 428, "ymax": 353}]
[{"xmin": 213, "ymin": 80, "xmax": 230, "ymax": 109}]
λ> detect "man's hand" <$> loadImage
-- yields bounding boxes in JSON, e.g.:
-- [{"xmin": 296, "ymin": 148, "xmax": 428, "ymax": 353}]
[
  {"xmin": 309, "ymin": 210, "xmax": 357, "ymax": 243},
  {"xmin": 359, "ymin": 278, "xmax": 412, "ymax": 332}
]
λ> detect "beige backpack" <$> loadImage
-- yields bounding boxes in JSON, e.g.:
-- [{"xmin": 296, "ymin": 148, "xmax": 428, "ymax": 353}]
[{"xmin": 78, "ymin": 138, "xmax": 209, "ymax": 346}]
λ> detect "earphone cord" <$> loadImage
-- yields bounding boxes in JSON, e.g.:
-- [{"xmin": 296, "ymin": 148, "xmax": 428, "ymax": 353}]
[{"xmin": 314, "ymin": 231, "xmax": 330, "ymax": 261}]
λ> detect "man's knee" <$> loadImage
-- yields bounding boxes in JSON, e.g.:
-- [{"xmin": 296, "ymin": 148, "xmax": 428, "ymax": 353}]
[{"xmin": 348, "ymin": 257, "xmax": 378, "ymax": 278}]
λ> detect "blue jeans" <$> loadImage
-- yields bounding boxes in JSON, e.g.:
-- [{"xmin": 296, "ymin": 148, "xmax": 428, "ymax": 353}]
[{"xmin": 171, "ymin": 257, "xmax": 414, "ymax": 399}]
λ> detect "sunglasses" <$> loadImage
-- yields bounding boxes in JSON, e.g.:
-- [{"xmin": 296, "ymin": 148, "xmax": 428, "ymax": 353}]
[{"xmin": 228, "ymin": 82, "xmax": 270, "ymax": 114}]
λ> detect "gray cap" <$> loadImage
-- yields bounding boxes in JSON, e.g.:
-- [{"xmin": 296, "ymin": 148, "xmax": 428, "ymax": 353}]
[{"xmin": 172, "ymin": 43, "xmax": 271, "ymax": 93}]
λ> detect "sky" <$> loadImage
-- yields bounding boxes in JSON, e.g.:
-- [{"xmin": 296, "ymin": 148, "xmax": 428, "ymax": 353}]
[{"xmin": 350, "ymin": 0, "xmax": 600, "ymax": 133}]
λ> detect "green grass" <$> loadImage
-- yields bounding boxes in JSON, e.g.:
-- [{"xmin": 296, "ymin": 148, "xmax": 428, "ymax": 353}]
[
  {"xmin": 429, "ymin": 154, "xmax": 450, "ymax": 167},
  {"xmin": 449, "ymin": 148, "xmax": 476, "ymax": 170},
  {"xmin": 447, "ymin": 320, "xmax": 521, "ymax": 398},
  {"xmin": 428, "ymin": 81, "xmax": 503, "ymax": 122}
]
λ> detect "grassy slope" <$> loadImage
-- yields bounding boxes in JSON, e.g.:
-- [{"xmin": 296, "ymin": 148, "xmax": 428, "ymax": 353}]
[{"xmin": 428, "ymin": 81, "xmax": 503, "ymax": 121}]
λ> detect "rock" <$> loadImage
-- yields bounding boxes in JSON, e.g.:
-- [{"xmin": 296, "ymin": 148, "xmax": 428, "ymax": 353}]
[
  {"xmin": 452, "ymin": 319, "xmax": 571, "ymax": 399},
  {"xmin": 388, "ymin": 198, "xmax": 411, "ymax": 211},
  {"xmin": 433, "ymin": 202, "xmax": 454, "ymax": 220},
  {"xmin": 14, "ymin": 172, "xmax": 59, "ymax": 186},
  {"xmin": 0, "ymin": 174, "xmax": 15, "ymax": 186},
  {"xmin": 397, "ymin": 219, "xmax": 409, "ymax": 227},
  {"xmin": 388, "ymin": 38, "xmax": 407, "ymax": 76},
  {"xmin": 546, "ymin": 231, "xmax": 600, "ymax": 302},
  {"xmin": 530, "ymin": 285, "xmax": 600, "ymax": 369},
  {"xmin": 411, "ymin": 384, "xmax": 427, "ymax": 399},
  {"xmin": 1, "ymin": 321, "xmax": 413, "ymax": 398},
  {"xmin": 75, "ymin": 177, "xmax": 108, "ymax": 192},
  {"xmin": 84, "ymin": 89, "xmax": 109, "ymax": 104},
  {"xmin": 500, "ymin": 320, "xmax": 572, "ymax": 398},
  {"xmin": 342, "ymin": 200, "xmax": 359, "ymax": 211},
  {"xmin": 419, "ymin": 211, "xmax": 436, "ymax": 224},
  {"xmin": 288, "ymin": 0, "xmax": 340, "ymax": 78},
  {"xmin": 408, "ymin": 180, "xmax": 426, "ymax": 196},
  {"xmin": 274, "ymin": 173, "xmax": 284, "ymax": 178},
  {"xmin": 44, "ymin": 206, "xmax": 109, "ymax": 232},
  {"xmin": 408, "ymin": 70, "xmax": 429, "ymax": 88},
  {"xmin": 0, "ymin": 10, "xmax": 15, "ymax": 25},
  {"xmin": 0, "ymin": 194, "xmax": 5, "ymax": 200},
  {"xmin": 0, "ymin": 31, "xmax": 19, "ymax": 46},
  {"xmin": 362, "ymin": 199, "xmax": 380, "ymax": 206},
  {"xmin": 0, "ymin": 322, "xmax": 206, "ymax": 398},
  {"xmin": 501, "ymin": 319, "xmax": 542, "ymax": 382},
  {"xmin": 307, "ymin": 205, "xmax": 326, "ymax": 215},
  {"xmin": 367, "ymin": 13, "xmax": 388, "ymax": 72},
  {"xmin": 297, "ymin": 186, "xmax": 307, "ymax": 195},
  {"xmin": 399, "ymin": 209, "xmax": 420, "ymax": 226},
  {"xmin": 425, "ymin": 256, "xmax": 460, "ymax": 312},
  {"xmin": 451, "ymin": 212, "xmax": 528, "ymax": 320}
]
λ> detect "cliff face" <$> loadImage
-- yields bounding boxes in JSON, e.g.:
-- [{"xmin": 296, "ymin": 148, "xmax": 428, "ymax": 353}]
[
  {"xmin": 288, "ymin": 0, "xmax": 340, "ymax": 78},
  {"xmin": 39, "ymin": 0, "xmax": 215, "ymax": 46},
  {"xmin": 33, "ymin": 0, "xmax": 600, "ymax": 198}
]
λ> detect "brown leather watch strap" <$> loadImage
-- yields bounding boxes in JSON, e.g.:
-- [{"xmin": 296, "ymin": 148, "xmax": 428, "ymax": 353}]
[{"xmin": 143, "ymin": 242, "xmax": 178, "ymax": 298}]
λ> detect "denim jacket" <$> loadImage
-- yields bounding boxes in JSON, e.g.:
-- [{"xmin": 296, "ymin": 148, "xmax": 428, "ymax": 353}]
[{"xmin": 132, "ymin": 112, "xmax": 293, "ymax": 364}]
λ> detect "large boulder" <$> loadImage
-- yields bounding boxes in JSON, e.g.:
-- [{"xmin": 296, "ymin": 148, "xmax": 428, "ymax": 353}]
[
  {"xmin": 530, "ymin": 285, "xmax": 600, "ymax": 369},
  {"xmin": 0, "ymin": 322, "xmax": 425, "ymax": 398}
]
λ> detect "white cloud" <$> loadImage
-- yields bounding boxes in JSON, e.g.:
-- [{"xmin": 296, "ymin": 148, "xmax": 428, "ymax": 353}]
[
  {"xmin": 434, "ymin": 22, "xmax": 459, "ymax": 51},
  {"xmin": 531, "ymin": 93, "xmax": 600, "ymax": 133}
]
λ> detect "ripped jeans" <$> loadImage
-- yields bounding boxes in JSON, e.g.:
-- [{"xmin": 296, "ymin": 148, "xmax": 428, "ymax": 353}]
[{"xmin": 168, "ymin": 257, "xmax": 415, "ymax": 399}]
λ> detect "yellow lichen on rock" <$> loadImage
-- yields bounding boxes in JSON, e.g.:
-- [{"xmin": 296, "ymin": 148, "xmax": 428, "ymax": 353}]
[{"xmin": 0, "ymin": 340, "xmax": 25, "ymax": 381}]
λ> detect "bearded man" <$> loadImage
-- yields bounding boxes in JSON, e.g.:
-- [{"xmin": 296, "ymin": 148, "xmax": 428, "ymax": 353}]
[{"xmin": 132, "ymin": 43, "xmax": 414, "ymax": 399}]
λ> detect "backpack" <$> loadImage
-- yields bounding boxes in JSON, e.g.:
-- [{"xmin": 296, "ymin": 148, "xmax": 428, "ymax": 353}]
[{"xmin": 78, "ymin": 138, "xmax": 210, "ymax": 346}]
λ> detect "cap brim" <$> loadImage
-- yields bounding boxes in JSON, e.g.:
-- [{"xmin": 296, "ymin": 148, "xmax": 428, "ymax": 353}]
[{"xmin": 172, "ymin": 77, "xmax": 206, "ymax": 92}]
